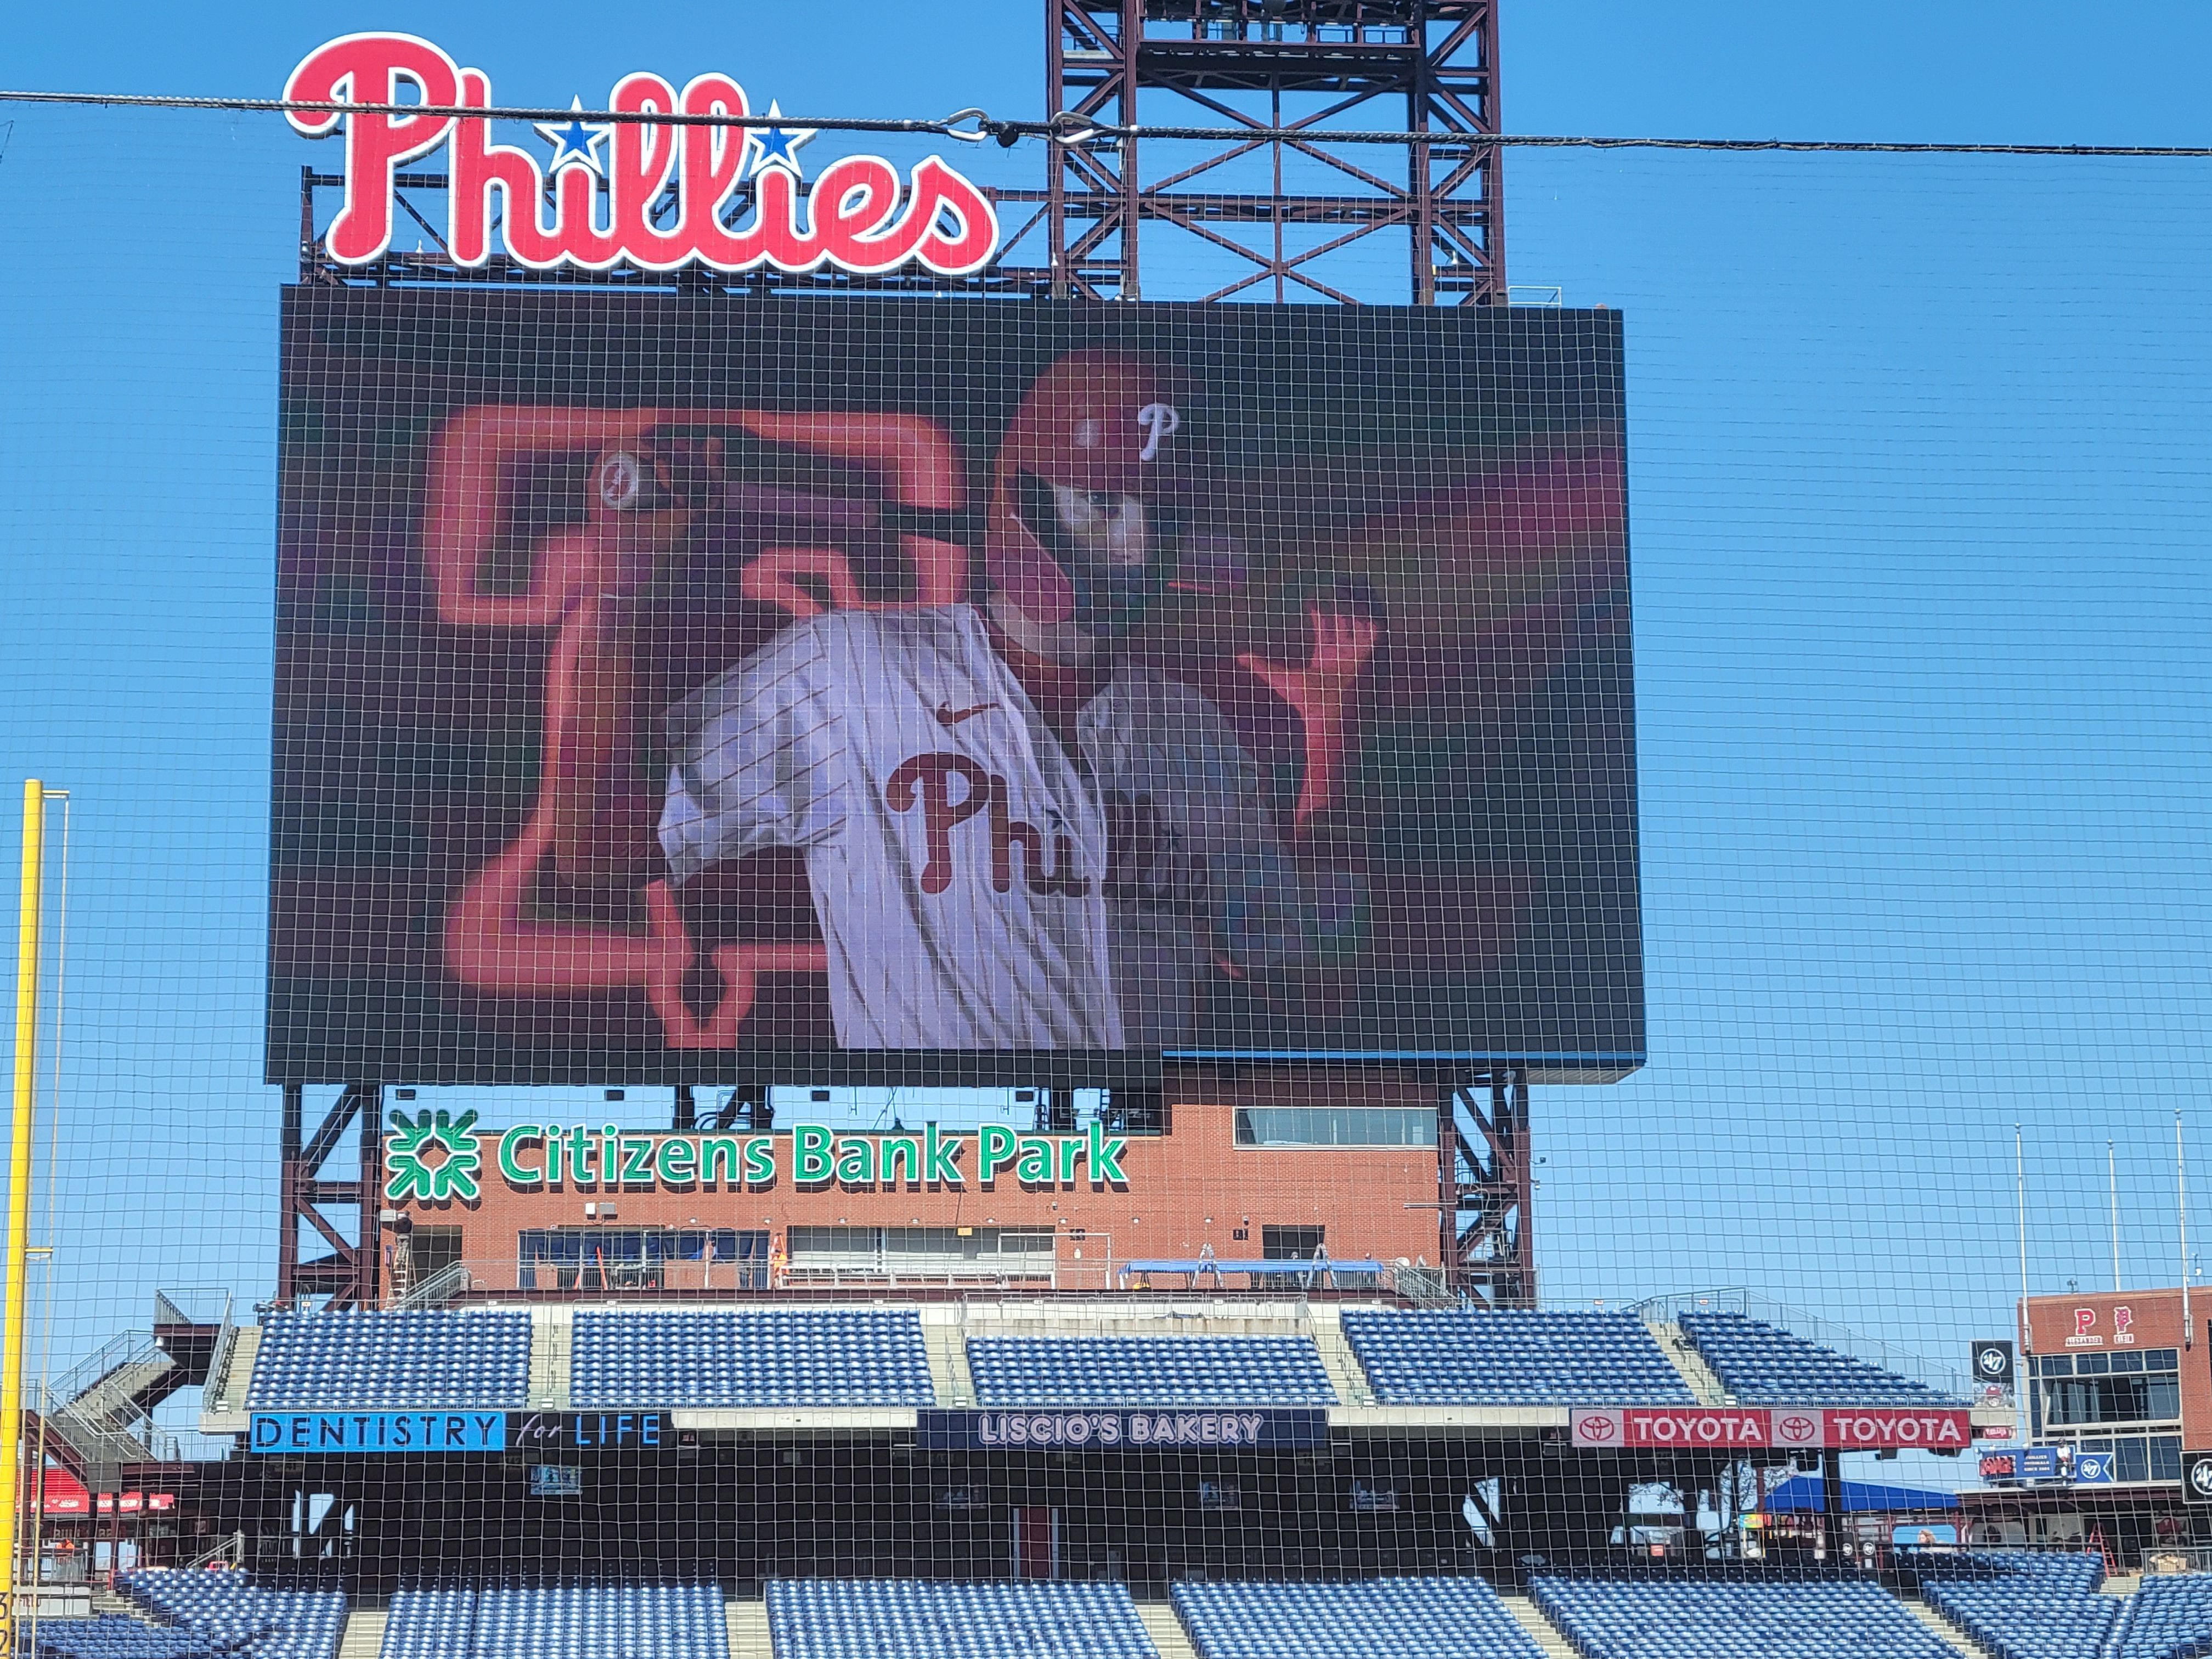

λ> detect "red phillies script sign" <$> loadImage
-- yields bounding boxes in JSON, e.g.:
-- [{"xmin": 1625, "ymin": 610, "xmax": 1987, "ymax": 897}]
[
  {"xmin": 1572, "ymin": 1407, "xmax": 1968, "ymax": 1451},
  {"xmin": 284, "ymin": 35, "xmax": 999, "ymax": 278}
]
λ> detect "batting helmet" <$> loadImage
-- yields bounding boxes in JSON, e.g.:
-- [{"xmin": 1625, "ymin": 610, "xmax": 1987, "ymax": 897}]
[{"xmin": 985, "ymin": 350, "xmax": 1186, "ymax": 635}]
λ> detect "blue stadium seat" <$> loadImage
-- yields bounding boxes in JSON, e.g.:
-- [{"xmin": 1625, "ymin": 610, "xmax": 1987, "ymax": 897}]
[
  {"xmin": 1340, "ymin": 1310, "xmax": 1695, "ymax": 1406},
  {"xmin": 966, "ymin": 1337, "xmax": 1336, "ymax": 1407},
  {"xmin": 244, "ymin": 1310, "xmax": 531, "ymax": 1412},
  {"xmin": 1920, "ymin": 1557, "xmax": 2106, "ymax": 1654},
  {"xmin": 1528, "ymin": 1573, "xmax": 1951, "ymax": 1659},
  {"xmin": 2114, "ymin": 1570, "xmax": 2212, "ymax": 1659},
  {"xmin": 1171, "ymin": 1576, "xmax": 1544, "ymax": 1659},
  {"xmin": 29, "ymin": 1618, "xmax": 216, "ymax": 1659},
  {"xmin": 380, "ymin": 1582, "xmax": 478, "ymax": 1659},
  {"xmin": 379, "ymin": 1576, "xmax": 727, "ymax": 1659},
  {"xmin": 1678, "ymin": 1312, "xmax": 1959, "ymax": 1406},
  {"xmin": 101, "ymin": 1568, "xmax": 347, "ymax": 1659},
  {"xmin": 766, "ymin": 1578, "xmax": 1156, "ymax": 1659},
  {"xmin": 569, "ymin": 1309, "xmax": 934, "ymax": 1408}
]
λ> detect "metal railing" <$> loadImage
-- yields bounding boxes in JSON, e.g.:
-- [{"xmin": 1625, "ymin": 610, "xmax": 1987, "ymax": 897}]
[
  {"xmin": 394, "ymin": 1262, "xmax": 477, "ymax": 1310},
  {"xmin": 1624, "ymin": 1287, "xmax": 1970, "ymax": 1400},
  {"xmin": 179, "ymin": 1532, "xmax": 244, "ymax": 1572},
  {"xmin": 424, "ymin": 1254, "xmax": 1423, "ymax": 1301},
  {"xmin": 47, "ymin": 1331, "xmax": 162, "ymax": 1413}
]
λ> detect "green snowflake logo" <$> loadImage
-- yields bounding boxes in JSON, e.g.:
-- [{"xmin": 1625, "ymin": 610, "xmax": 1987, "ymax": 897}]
[{"xmin": 385, "ymin": 1108, "xmax": 482, "ymax": 1204}]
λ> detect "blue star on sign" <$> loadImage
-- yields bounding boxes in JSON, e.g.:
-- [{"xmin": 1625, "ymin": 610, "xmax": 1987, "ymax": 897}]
[
  {"xmin": 534, "ymin": 97, "xmax": 611, "ymax": 178},
  {"xmin": 748, "ymin": 100, "xmax": 817, "ymax": 180}
]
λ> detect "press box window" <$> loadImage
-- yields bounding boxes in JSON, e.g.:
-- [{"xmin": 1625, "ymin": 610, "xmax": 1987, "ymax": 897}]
[
  {"xmin": 1235, "ymin": 1108, "xmax": 1435, "ymax": 1147},
  {"xmin": 786, "ymin": 1226, "xmax": 1058, "ymax": 1281},
  {"xmin": 1262, "ymin": 1226, "xmax": 1325, "ymax": 1261},
  {"xmin": 2037, "ymin": 1348, "xmax": 2181, "ymax": 1427},
  {"xmin": 518, "ymin": 1228, "xmax": 767, "ymax": 1291}
]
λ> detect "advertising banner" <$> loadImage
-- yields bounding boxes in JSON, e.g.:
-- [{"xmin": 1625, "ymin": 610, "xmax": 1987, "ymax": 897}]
[
  {"xmin": 271, "ymin": 294, "xmax": 1639, "ymax": 1085},
  {"xmin": 250, "ymin": 1412, "xmax": 509, "ymax": 1454},
  {"xmin": 915, "ymin": 1408, "xmax": 1330, "ymax": 1451},
  {"xmin": 1571, "ymin": 1406, "xmax": 1970, "ymax": 1451}
]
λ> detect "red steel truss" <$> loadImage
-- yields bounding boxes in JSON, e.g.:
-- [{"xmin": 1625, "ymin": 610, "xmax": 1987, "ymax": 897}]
[{"xmin": 1037, "ymin": 0, "xmax": 1503, "ymax": 303}]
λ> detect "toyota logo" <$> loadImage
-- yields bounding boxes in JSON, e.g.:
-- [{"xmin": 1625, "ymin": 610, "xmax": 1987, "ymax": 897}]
[
  {"xmin": 2191, "ymin": 1460, "xmax": 2212, "ymax": 1498},
  {"xmin": 1779, "ymin": 1415, "xmax": 1818, "ymax": 1442},
  {"xmin": 1577, "ymin": 1415, "xmax": 1617, "ymax": 1443}
]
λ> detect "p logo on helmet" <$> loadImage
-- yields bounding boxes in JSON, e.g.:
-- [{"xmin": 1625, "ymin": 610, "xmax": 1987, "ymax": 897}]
[{"xmin": 1136, "ymin": 402, "xmax": 1180, "ymax": 461}]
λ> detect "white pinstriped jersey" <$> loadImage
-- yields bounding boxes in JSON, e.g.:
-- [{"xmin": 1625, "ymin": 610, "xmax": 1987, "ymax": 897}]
[{"xmin": 658, "ymin": 603, "xmax": 1308, "ymax": 1050}]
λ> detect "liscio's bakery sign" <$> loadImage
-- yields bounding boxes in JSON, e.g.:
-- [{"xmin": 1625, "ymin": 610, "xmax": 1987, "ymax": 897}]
[
  {"xmin": 285, "ymin": 33, "xmax": 999, "ymax": 277},
  {"xmin": 383, "ymin": 1111, "xmax": 1128, "ymax": 1205}
]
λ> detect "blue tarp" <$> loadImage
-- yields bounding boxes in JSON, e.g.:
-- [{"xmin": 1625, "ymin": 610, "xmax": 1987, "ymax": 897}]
[{"xmin": 1762, "ymin": 1475, "xmax": 1960, "ymax": 1514}]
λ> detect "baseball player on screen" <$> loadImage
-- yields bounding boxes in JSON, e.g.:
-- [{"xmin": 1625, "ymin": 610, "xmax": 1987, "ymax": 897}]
[{"xmin": 658, "ymin": 351, "xmax": 1342, "ymax": 1049}]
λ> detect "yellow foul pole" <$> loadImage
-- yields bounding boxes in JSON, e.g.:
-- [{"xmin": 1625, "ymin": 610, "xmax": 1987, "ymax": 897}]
[{"xmin": 1, "ymin": 780, "xmax": 45, "ymax": 1639}]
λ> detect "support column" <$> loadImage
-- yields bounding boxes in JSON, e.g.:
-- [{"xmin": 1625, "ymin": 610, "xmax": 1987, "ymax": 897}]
[
  {"xmin": 1821, "ymin": 1448, "xmax": 1845, "ymax": 1564},
  {"xmin": 276, "ymin": 1084, "xmax": 381, "ymax": 1309},
  {"xmin": 1446, "ymin": 1069, "xmax": 1535, "ymax": 1306}
]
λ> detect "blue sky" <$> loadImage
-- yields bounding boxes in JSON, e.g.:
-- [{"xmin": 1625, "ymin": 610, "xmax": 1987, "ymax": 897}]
[{"xmin": 3, "ymin": 3, "xmax": 2210, "ymax": 1472}]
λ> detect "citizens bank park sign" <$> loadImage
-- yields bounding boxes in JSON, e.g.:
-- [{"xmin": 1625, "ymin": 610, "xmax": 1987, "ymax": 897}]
[
  {"xmin": 1570, "ymin": 1406, "xmax": 1972, "ymax": 1452},
  {"xmin": 285, "ymin": 33, "xmax": 1000, "ymax": 276},
  {"xmin": 382, "ymin": 1112, "xmax": 1129, "ymax": 1204}
]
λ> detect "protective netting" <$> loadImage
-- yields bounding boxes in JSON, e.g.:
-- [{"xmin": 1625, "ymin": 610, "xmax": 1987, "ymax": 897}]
[{"xmin": 2, "ymin": 86, "xmax": 2211, "ymax": 1655}]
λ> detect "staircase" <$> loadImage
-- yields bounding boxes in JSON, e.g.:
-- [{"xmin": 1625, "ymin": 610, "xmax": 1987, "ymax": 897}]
[
  {"xmin": 919, "ymin": 1307, "xmax": 975, "ymax": 1407},
  {"xmin": 1305, "ymin": 1305, "xmax": 1377, "ymax": 1407},
  {"xmin": 337, "ymin": 1606, "xmax": 386, "ymax": 1659},
  {"xmin": 88, "ymin": 1583, "xmax": 138, "ymax": 1619},
  {"xmin": 726, "ymin": 1596, "xmax": 774, "ymax": 1659},
  {"xmin": 528, "ymin": 1305, "xmax": 573, "ymax": 1412},
  {"xmin": 1902, "ymin": 1597, "xmax": 1976, "ymax": 1658},
  {"xmin": 1652, "ymin": 1322, "xmax": 1729, "ymax": 1407},
  {"xmin": 205, "ymin": 1324, "xmax": 260, "ymax": 1418},
  {"xmin": 41, "ymin": 1335, "xmax": 182, "ymax": 1475},
  {"xmin": 1499, "ymin": 1594, "xmax": 1579, "ymax": 1659},
  {"xmin": 1135, "ymin": 1600, "xmax": 1198, "ymax": 1659}
]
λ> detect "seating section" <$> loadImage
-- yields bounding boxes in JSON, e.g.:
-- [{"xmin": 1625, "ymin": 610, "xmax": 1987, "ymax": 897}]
[
  {"xmin": 1918, "ymin": 1551, "xmax": 2111, "ymax": 1659},
  {"xmin": 1340, "ymin": 1311, "xmax": 1695, "ymax": 1406},
  {"xmin": 77, "ymin": 1571, "xmax": 347, "ymax": 1659},
  {"xmin": 1529, "ymin": 1574, "xmax": 1951, "ymax": 1659},
  {"xmin": 1171, "ymin": 1577, "xmax": 1544, "ymax": 1659},
  {"xmin": 381, "ymin": 1583, "xmax": 476, "ymax": 1659},
  {"xmin": 380, "ymin": 1578, "xmax": 726, "ymax": 1659},
  {"xmin": 766, "ymin": 1579, "xmax": 1156, "ymax": 1659},
  {"xmin": 569, "ymin": 1309, "xmax": 934, "ymax": 1408},
  {"xmin": 245, "ymin": 1310, "xmax": 531, "ymax": 1412},
  {"xmin": 2114, "ymin": 1571, "xmax": 2212, "ymax": 1659},
  {"xmin": 1679, "ymin": 1311, "xmax": 1957, "ymax": 1406},
  {"xmin": 31, "ymin": 1621, "xmax": 214, "ymax": 1659},
  {"xmin": 966, "ymin": 1336, "xmax": 1336, "ymax": 1407}
]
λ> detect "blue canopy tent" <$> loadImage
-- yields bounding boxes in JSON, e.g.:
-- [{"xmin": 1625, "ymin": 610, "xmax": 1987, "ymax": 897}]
[{"xmin": 1762, "ymin": 1475, "xmax": 1960, "ymax": 1514}]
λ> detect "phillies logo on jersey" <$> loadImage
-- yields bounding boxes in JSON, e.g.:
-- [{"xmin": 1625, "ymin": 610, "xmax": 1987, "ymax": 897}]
[
  {"xmin": 284, "ymin": 33, "xmax": 1000, "ymax": 278},
  {"xmin": 887, "ymin": 753, "xmax": 1090, "ymax": 898}
]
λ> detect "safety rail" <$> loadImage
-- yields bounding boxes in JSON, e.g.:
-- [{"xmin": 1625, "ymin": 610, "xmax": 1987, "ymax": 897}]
[
  {"xmin": 178, "ymin": 1532, "xmax": 245, "ymax": 1572},
  {"xmin": 201, "ymin": 1309, "xmax": 241, "ymax": 1419},
  {"xmin": 394, "ymin": 1261, "xmax": 477, "ymax": 1310},
  {"xmin": 48, "ymin": 1330, "xmax": 163, "ymax": 1412}
]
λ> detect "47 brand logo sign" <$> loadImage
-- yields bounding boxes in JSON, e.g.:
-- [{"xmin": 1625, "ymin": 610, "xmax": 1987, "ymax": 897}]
[{"xmin": 284, "ymin": 35, "xmax": 1000, "ymax": 278}]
